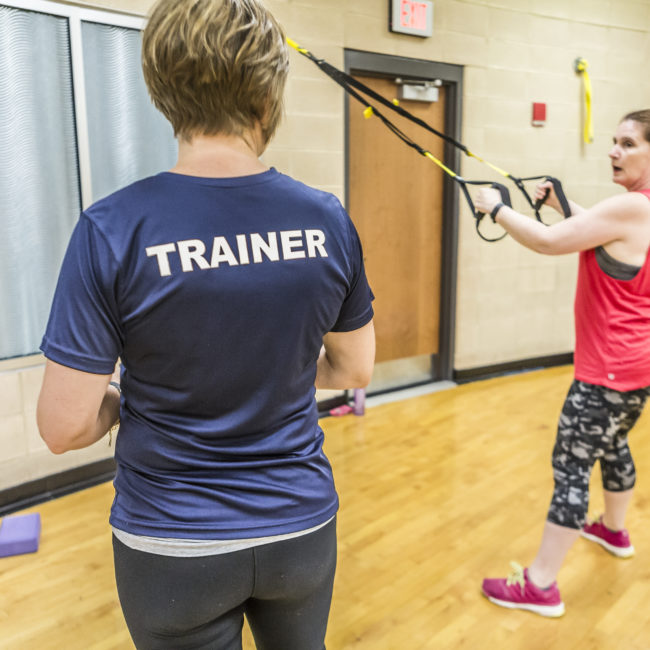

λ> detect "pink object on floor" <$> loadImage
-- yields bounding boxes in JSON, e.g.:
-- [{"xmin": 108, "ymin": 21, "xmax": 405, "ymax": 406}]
[
  {"xmin": 581, "ymin": 515, "xmax": 634, "ymax": 557},
  {"xmin": 329, "ymin": 404, "xmax": 354, "ymax": 417},
  {"xmin": 482, "ymin": 563, "xmax": 565, "ymax": 618},
  {"xmin": 0, "ymin": 512, "xmax": 41, "ymax": 558}
]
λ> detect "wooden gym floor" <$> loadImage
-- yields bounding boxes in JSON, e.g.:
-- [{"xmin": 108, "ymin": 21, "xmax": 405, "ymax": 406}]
[{"xmin": 2, "ymin": 365, "xmax": 650, "ymax": 649}]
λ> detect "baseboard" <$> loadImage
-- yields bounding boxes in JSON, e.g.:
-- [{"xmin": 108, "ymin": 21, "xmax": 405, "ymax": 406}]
[
  {"xmin": 453, "ymin": 352, "xmax": 573, "ymax": 384},
  {"xmin": 0, "ymin": 458, "xmax": 116, "ymax": 517},
  {"xmin": 317, "ymin": 393, "xmax": 349, "ymax": 418}
]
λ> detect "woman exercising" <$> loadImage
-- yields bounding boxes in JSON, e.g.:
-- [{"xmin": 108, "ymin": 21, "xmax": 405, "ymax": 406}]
[{"xmin": 475, "ymin": 110, "xmax": 650, "ymax": 617}]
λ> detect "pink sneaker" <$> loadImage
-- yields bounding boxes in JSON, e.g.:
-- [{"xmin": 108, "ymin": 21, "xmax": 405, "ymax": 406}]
[
  {"xmin": 581, "ymin": 515, "xmax": 634, "ymax": 558},
  {"xmin": 482, "ymin": 562, "xmax": 565, "ymax": 617}
]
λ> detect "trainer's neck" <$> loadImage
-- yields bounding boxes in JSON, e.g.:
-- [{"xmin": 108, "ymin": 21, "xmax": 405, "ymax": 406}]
[{"xmin": 170, "ymin": 128, "xmax": 268, "ymax": 178}]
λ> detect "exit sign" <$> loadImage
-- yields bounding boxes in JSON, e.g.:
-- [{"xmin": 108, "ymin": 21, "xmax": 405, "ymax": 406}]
[{"xmin": 390, "ymin": 0, "xmax": 434, "ymax": 37}]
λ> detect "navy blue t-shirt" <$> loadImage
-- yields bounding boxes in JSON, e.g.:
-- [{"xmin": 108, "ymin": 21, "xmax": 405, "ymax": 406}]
[{"xmin": 41, "ymin": 168, "xmax": 374, "ymax": 539}]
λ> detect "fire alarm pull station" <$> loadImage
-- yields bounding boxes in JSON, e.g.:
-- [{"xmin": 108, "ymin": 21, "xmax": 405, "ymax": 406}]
[{"xmin": 532, "ymin": 102, "xmax": 546, "ymax": 127}]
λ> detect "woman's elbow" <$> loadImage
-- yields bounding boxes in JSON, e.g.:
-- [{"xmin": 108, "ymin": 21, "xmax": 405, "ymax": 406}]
[
  {"xmin": 46, "ymin": 442, "xmax": 70, "ymax": 455},
  {"xmin": 347, "ymin": 362, "xmax": 374, "ymax": 389},
  {"xmin": 355, "ymin": 367, "xmax": 374, "ymax": 389},
  {"xmin": 38, "ymin": 425, "xmax": 70, "ymax": 454},
  {"xmin": 37, "ymin": 413, "xmax": 78, "ymax": 454},
  {"xmin": 323, "ymin": 365, "xmax": 374, "ymax": 390}
]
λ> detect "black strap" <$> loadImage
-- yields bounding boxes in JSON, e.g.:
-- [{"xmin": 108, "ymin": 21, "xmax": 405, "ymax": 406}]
[
  {"xmin": 510, "ymin": 175, "xmax": 572, "ymax": 223},
  {"xmin": 534, "ymin": 176, "xmax": 572, "ymax": 220},
  {"xmin": 308, "ymin": 52, "xmax": 569, "ymax": 220},
  {"xmin": 312, "ymin": 58, "xmax": 513, "ymax": 240},
  {"xmin": 490, "ymin": 202, "xmax": 504, "ymax": 223},
  {"xmin": 458, "ymin": 181, "xmax": 511, "ymax": 242},
  {"xmin": 290, "ymin": 42, "xmax": 570, "ymax": 240},
  {"xmin": 319, "ymin": 60, "xmax": 468, "ymax": 153}
]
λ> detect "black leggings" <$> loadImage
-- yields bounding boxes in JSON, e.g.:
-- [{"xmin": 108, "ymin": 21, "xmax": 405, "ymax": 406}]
[
  {"xmin": 548, "ymin": 380, "xmax": 648, "ymax": 529},
  {"xmin": 113, "ymin": 518, "xmax": 337, "ymax": 650}
]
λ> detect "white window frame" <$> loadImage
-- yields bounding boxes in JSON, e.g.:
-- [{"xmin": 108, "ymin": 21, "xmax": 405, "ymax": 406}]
[
  {"xmin": 2, "ymin": 0, "xmax": 146, "ymax": 209},
  {"xmin": 0, "ymin": 0, "xmax": 154, "ymax": 368}
]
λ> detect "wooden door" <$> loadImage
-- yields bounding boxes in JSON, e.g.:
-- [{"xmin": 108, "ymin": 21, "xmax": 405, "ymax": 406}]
[{"xmin": 348, "ymin": 75, "xmax": 446, "ymax": 363}]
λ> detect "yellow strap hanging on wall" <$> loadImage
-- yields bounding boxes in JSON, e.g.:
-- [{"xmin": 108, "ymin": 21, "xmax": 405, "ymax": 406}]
[{"xmin": 575, "ymin": 58, "xmax": 593, "ymax": 144}]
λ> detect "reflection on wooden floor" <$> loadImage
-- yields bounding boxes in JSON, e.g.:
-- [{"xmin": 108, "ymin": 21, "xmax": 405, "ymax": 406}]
[{"xmin": 3, "ymin": 365, "xmax": 650, "ymax": 649}]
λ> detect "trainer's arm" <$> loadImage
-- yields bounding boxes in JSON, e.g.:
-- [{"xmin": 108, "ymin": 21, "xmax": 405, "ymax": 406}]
[
  {"xmin": 316, "ymin": 320, "xmax": 375, "ymax": 390},
  {"xmin": 37, "ymin": 360, "xmax": 120, "ymax": 454},
  {"xmin": 475, "ymin": 188, "xmax": 647, "ymax": 255}
]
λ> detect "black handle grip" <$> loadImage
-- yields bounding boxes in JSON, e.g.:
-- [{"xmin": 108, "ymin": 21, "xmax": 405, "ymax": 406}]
[
  {"xmin": 458, "ymin": 180, "xmax": 509, "ymax": 242},
  {"xmin": 491, "ymin": 182, "xmax": 512, "ymax": 209},
  {"xmin": 534, "ymin": 176, "xmax": 571, "ymax": 219},
  {"xmin": 537, "ymin": 186, "xmax": 551, "ymax": 209},
  {"xmin": 475, "ymin": 182, "xmax": 512, "ymax": 220}
]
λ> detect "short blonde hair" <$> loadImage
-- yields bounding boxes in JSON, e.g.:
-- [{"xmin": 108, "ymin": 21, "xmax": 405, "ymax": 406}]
[{"xmin": 142, "ymin": 0, "xmax": 289, "ymax": 143}]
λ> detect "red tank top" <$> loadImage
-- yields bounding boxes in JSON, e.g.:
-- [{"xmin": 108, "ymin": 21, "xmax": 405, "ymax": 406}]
[{"xmin": 574, "ymin": 189, "xmax": 650, "ymax": 390}]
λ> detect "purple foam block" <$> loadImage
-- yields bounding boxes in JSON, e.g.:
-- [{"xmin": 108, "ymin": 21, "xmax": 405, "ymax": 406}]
[{"xmin": 0, "ymin": 512, "xmax": 41, "ymax": 558}]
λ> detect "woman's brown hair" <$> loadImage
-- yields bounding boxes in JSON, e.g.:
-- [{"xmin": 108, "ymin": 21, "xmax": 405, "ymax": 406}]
[{"xmin": 623, "ymin": 110, "xmax": 650, "ymax": 143}]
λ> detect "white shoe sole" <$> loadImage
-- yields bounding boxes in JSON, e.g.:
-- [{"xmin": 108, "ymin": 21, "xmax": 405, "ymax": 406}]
[
  {"xmin": 580, "ymin": 531, "xmax": 635, "ymax": 558},
  {"xmin": 483, "ymin": 593, "xmax": 566, "ymax": 617}
]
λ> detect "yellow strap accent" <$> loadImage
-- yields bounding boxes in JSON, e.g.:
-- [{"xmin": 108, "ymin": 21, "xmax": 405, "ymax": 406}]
[
  {"xmin": 466, "ymin": 151, "xmax": 510, "ymax": 178},
  {"xmin": 286, "ymin": 37, "xmax": 309, "ymax": 55},
  {"xmin": 575, "ymin": 58, "xmax": 593, "ymax": 144},
  {"xmin": 424, "ymin": 151, "xmax": 457, "ymax": 178},
  {"xmin": 287, "ymin": 34, "xmax": 513, "ymax": 180}
]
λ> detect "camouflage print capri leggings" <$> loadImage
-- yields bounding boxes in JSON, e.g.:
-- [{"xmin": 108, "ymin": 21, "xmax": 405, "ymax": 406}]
[{"xmin": 548, "ymin": 379, "xmax": 649, "ymax": 530}]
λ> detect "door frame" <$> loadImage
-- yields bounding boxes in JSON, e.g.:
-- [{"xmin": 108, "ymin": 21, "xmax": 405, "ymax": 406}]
[{"xmin": 344, "ymin": 49, "xmax": 462, "ymax": 382}]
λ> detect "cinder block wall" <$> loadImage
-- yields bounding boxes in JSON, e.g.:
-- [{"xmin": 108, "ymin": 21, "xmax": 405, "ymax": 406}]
[
  {"xmin": 0, "ymin": 357, "xmax": 116, "ymax": 491},
  {"xmin": 268, "ymin": 0, "xmax": 650, "ymax": 369},
  {"xmin": 3, "ymin": 0, "xmax": 650, "ymax": 490}
]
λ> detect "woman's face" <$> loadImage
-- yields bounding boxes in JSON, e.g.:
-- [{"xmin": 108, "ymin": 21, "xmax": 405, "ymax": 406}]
[{"xmin": 609, "ymin": 120, "xmax": 650, "ymax": 191}]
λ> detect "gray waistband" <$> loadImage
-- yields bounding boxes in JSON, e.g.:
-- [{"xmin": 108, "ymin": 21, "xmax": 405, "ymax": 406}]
[{"xmin": 112, "ymin": 516, "xmax": 335, "ymax": 557}]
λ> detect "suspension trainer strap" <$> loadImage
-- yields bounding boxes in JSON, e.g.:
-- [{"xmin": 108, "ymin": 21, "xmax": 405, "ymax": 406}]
[
  {"xmin": 287, "ymin": 39, "xmax": 533, "ymax": 180},
  {"xmin": 323, "ymin": 61, "xmax": 469, "ymax": 153},
  {"xmin": 341, "ymin": 70, "xmax": 513, "ymax": 239},
  {"xmin": 286, "ymin": 37, "xmax": 572, "ymax": 231},
  {"xmin": 286, "ymin": 38, "xmax": 576, "ymax": 240}
]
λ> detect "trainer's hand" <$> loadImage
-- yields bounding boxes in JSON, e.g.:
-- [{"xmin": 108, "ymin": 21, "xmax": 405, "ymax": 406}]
[
  {"xmin": 474, "ymin": 188, "xmax": 502, "ymax": 215},
  {"xmin": 534, "ymin": 180, "xmax": 561, "ymax": 212}
]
